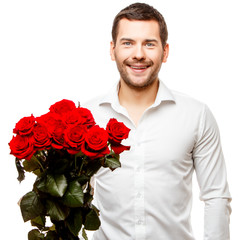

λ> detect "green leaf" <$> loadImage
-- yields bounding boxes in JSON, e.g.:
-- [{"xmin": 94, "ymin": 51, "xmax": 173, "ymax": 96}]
[
  {"xmin": 82, "ymin": 228, "xmax": 88, "ymax": 240},
  {"xmin": 66, "ymin": 208, "xmax": 83, "ymax": 236},
  {"xmin": 46, "ymin": 199, "xmax": 70, "ymax": 221},
  {"xmin": 36, "ymin": 174, "xmax": 67, "ymax": 197},
  {"xmin": 62, "ymin": 181, "xmax": 84, "ymax": 207},
  {"xmin": 31, "ymin": 215, "xmax": 46, "ymax": 230},
  {"xmin": 46, "ymin": 174, "xmax": 68, "ymax": 197},
  {"xmin": 33, "ymin": 169, "xmax": 42, "ymax": 177},
  {"xmin": 84, "ymin": 209, "xmax": 101, "ymax": 231},
  {"xmin": 28, "ymin": 229, "xmax": 44, "ymax": 240},
  {"xmin": 85, "ymin": 159, "xmax": 102, "ymax": 177},
  {"xmin": 77, "ymin": 175, "xmax": 90, "ymax": 185},
  {"xmin": 105, "ymin": 155, "xmax": 121, "ymax": 170},
  {"xmin": 23, "ymin": 158, "xmax": 40, "ymax": 172},
  {"xmin": 20, "ymin": 191, "xmax": 44, "ymax": 222},
  {"xmin": 49, "ymin": 224, "xmax": 56, "ymax": 231},
  {"xmin": 15, "ymin": 158, "xmax": 25, "ymax": 182},
  {"xmin": 45, "ymin": 231, "xmax": 59, "ymax": 240},
  {"xmin": 35, "ymin": 176, "xmax": 47, "ymax": 193}
]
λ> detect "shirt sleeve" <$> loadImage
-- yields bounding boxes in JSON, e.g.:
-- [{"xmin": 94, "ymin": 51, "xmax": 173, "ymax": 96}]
[{"xmin": 192, "ymin": 104, "xmax": 231, "ymax": 240}]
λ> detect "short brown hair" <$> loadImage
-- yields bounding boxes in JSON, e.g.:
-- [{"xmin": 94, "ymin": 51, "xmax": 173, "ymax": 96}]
[{"xmin": 112, "ymin": 2, "xmax": 168, "ymax": 47}]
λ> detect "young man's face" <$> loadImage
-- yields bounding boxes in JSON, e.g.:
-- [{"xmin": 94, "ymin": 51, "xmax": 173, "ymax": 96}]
[{"xmin": 110, "ymin": 19, "xmax": 169, "ymax": 89}]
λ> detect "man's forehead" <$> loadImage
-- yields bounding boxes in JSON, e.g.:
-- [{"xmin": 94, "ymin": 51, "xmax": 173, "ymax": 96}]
[
  {"xmin": 118, "ymin": 18, "xmax": 159, "ymax": 28},
  {"xmin": 117, "ymin": 18, "xmax": 161, "ymax": 41}
]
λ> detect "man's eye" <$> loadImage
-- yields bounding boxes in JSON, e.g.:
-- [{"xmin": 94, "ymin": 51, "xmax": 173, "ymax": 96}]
[
  {"xmin": 123, "ymin": 42, "xmax": 132, "ymax": 46},
  {"xmin": 146, "ymin": 43, "xmax": 154, "ymax": 47}
]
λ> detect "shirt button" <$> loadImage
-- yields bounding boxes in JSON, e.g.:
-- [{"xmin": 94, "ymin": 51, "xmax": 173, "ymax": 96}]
[
  {"xmin": 136, "ymin": 192, "xmax": 141, "ymax": 198},
  {"xmin": 137, "ymin": 220, "xmax": 143, "ymax": 225}
]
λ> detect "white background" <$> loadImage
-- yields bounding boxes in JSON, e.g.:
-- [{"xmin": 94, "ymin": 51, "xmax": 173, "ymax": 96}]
[{"xmin": 0, "ymin": 0, "xmax": 239, "ymax": 239}]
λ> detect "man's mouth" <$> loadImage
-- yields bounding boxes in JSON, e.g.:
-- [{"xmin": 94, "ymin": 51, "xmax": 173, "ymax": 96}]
[
  {"xmin": 124, "ymin": 60, "xmax": 153, "ymax": 73},
  {"xmin": 130, "ymin": 65, "xmax": 149, "ymax": 70},
  {"xmin": 127, "ymin": 64, "xmax": 151, "ymax": 73}
]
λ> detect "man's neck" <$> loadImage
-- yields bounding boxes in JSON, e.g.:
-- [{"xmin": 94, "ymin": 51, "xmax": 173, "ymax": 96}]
[{"xmin": 118, "ymin": 79, "xmax": 159, "ymax": 126}]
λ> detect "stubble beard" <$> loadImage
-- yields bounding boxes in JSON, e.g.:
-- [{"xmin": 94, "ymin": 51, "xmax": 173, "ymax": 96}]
[{"xmin": 116, "ymin": 58, "xmax": 163, "ymax": 91}]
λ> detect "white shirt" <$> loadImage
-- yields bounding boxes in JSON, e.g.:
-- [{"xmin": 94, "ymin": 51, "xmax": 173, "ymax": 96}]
[{"xmin": 84, "ymin": 81, "xmax": 231, "ymax": 240}]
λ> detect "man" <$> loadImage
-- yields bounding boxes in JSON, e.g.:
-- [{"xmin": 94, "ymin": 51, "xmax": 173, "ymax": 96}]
[{"xmin": 85, "ymin": 3, "xmax": 231, "ymax": 240}]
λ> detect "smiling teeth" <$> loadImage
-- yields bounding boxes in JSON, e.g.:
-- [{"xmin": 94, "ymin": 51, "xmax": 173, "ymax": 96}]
[{"xmin": 131, "ymin": 66, "xmax": 148, "ymax": 69}]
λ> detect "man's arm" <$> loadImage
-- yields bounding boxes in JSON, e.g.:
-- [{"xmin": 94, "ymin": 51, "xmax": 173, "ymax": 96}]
[{"xmin": 193, "ymin": 105, "xmax": 231, "ymax": 240}]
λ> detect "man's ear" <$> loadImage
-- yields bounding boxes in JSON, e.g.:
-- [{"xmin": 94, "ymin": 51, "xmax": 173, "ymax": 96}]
[
  {"xmin": 110, "ymin": 41, "xmax": 115, "ymax": 61},
  {"xmin": 162, "ymin": 43, "xmax": 169, "ymax": 63}
]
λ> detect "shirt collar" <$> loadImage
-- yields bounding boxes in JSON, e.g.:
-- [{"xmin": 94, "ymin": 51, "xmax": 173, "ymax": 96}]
[
  {"xmin": 98, "ymin": 80, "xmax": 176, "ymax": 108},
  {"xmin": 152, "ymin": 80, "xmax": 175, "ymax": 107}
]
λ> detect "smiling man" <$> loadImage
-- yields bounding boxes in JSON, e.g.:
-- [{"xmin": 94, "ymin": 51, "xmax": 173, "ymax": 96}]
[
  {"xmin": 110, "ymin": 18, "xmax": 169, "ymax": 125},
  {"xmin": 85, "ymin": 3, "xmax": 231, "ymax": 240},
  {"xmin": 111, "ymin": 19, "xmax": 166, "ymax": 89}
]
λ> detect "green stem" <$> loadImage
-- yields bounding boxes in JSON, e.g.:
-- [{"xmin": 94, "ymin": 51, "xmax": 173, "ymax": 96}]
[
  {"xmin": 32, "ymin": 155, "xmax": 45, "ymax": 172},
  {"xmin": 78, "ymin": 156, "xmax": 86, "ymax": 176},
  {"xmin": 75, "ymin": 155, "xmax": 77, "ymax": 170},
  {"xmin": 82, "ymin": 228, "xmax": 88, "ymax": 240}
]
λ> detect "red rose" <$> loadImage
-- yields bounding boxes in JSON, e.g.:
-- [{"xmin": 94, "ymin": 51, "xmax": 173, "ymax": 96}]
[
  {"xmin": 62, "ymin": 107, "xmax": 95, "ymax": 128},
  {"xmin": 63, "ymin": 109, "xmax": 81, "ymax": 126},
  {"xmin": 106, "ymin": 118, "xmax": 130, "ymax": 143},
  {"xmin": 51, "ymin": 120, "xmax": 67, "ymax": 149},
  {"xmin": 62, "ymin": 108, "xmax": 87, "ymax": 127},
  {"xmin": 64, "ymin": 125, "xmax": 87, "ymax": 154},
  {"xmin": 110, "ymin": 143, "xmax": 130, "ymax": 155},
  {"xmin": 76, "ymin": 107, "xmax": 95, "ymax": 128},
  {"xmin": 32, "ymin": 124, "xmax": 52, "ymax": 150},
  {"xmin": 49, "ymin": 99, "xmax": 76, "ymax": 116},
  {"xmin": 13, "ymin": 115, "xmax": 35, "ymax": 136},
  {"xmin": 106, "ymin": 118, "xmax": 131, "ymax": 154},
  {"xmin": 36, "ymin": 112, "xmax": 62, "ymax": 134},
  {"xmin": 9, "ymin": 135, "xmax": 35, "ymax": 160},
  {"xmin": 81, "ymin": 126, "xmax": 110, "ymax": 159}
]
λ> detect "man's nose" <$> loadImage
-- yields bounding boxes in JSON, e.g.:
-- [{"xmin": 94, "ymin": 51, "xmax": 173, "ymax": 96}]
[{"xmin": 132, "ymin": 44, "xmax": 146, "ymax": 61}]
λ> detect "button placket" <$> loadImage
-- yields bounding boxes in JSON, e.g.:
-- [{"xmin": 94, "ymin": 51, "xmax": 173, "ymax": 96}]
[{"xmin": 134, "ymin": 128, "xmax": 146, "ymax": 240}]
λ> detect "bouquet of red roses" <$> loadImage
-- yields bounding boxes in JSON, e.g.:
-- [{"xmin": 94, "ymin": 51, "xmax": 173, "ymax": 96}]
[{"xmin": 9, "ymin": 99, "xmax": 130, "ymax": 240}]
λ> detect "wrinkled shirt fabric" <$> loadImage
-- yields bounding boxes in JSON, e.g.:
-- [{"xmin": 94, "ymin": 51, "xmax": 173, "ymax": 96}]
[{"xmin": 83, "ymin": 81, "xmax": 231, "ymax": 240}]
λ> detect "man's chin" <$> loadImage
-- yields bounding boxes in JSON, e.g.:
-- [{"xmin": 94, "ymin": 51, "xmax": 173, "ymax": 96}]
[{"xmin": 123, "ymin": 78, "xmax": 156, "ymax": 90}]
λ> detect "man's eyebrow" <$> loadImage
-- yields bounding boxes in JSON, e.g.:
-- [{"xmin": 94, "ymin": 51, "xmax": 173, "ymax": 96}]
[
  {"xmin": 145, "ymin": 39, "xmax": 159, "ymax": 43},
  {"xmin": 119, "ymin": 38, "xmax": 159, "ymax": 43},
  {"xmin": 120, "ymin": 38, "xmax": 134, "ymax": 42}
]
